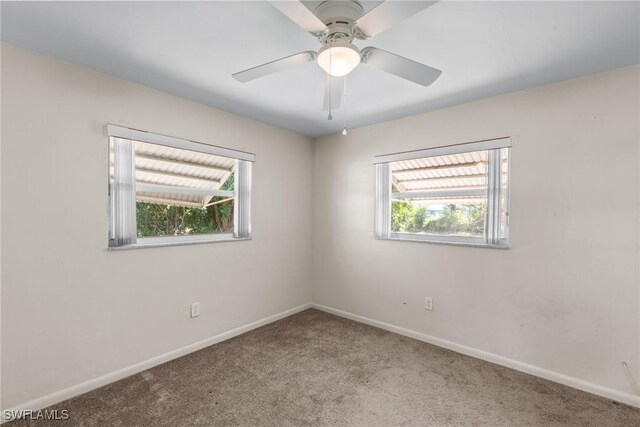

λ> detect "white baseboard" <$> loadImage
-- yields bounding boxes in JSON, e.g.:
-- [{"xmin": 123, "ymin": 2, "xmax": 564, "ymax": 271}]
[
  {"xmin": 311, "ymin": 303, "xmax": 640, "ymax": 408},
  {"xmin": 1, "ymin": 303, "xmax": 312, "ymax": 422}
]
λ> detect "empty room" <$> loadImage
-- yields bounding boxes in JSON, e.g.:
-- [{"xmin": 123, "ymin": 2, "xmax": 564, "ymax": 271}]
[{"xmin": 1, "ymin": 0, "xmax": 639, "ymax": 425}]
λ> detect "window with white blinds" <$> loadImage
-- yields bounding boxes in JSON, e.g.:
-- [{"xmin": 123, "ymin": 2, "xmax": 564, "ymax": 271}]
[
  {"xmin": 107, "ymin": 125, "xmax": 254, "ymax": 249},
  {"xmin": 374, "ymin": 138, "xmax": 510, "ymax": 248}
]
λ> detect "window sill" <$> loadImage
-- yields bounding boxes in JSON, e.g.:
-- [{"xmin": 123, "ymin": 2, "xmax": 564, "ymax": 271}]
[
  {"xmin": 109, "ymin": 235, "xmax": 251, "ymax": 250},
  {"xmin": 380, "ymin": 234, "xmax": 509, "ymax": 249}
]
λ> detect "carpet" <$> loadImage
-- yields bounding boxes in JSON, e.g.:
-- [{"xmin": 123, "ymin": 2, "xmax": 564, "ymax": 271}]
[{"xmin": 9, "ymin": 309, "xmax": 640, "ymax": 426}]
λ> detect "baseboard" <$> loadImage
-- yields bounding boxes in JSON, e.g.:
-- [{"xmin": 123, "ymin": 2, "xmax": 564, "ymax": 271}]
[
  {"xmin": 311, "ymin": 303, "xmax": 640, "ymax": 408},
  {"xmin": 1, "ymin": 303, "xmax": 312, "ymax": 422}
]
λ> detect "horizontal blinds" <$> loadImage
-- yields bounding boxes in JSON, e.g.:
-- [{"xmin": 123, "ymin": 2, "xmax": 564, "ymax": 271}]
[
  {"xmin": 373, "ymin": 137, "xmax": 510, "ymax": 164},
  {"xmin": 106, "ymin": 124, "xmax": 256, "ymax": 162}
]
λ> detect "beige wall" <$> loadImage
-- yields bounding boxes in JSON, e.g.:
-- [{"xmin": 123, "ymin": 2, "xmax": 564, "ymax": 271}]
[
  {"xmin": 313, "ymin": 65, "xmax": 640, "ymax": 397},
  {"xmin": 0, "ymin": 45, "xmax": 314, "ymax": 409}
]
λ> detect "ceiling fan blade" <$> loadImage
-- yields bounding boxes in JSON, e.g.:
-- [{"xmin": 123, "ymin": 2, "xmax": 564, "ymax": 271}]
[
  {"xmin": 323, "ymin": 75, "xmax": 345, "ymax": 111},
  {"xmin": 355, "ymin": 0, "xmax": 439, "ymax": 38},
  {"xmin": 361, "ymin": 47, "xmax": 441, "ymax": 87},
  {"xmin": 232, "ymin": 51, "xmax": 317, "ymax": 82},
  {"xmin": 269, "ymin": 1, "xmax": 328, "ymax": 35}
]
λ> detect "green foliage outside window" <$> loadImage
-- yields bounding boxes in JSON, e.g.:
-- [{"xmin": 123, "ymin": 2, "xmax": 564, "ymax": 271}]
[
  {"xmin": 391, "ymin": 200, "xmax": 486, "ymax": 236},
  {"xmin": 136, "ymin": 174, "xmax": 235, "ymax": 237}
]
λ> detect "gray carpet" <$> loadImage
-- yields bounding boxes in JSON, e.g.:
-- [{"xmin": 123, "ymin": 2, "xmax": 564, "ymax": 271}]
[{"xmin": 9, "ymin": 309, "xmax": 640, "ymax": 426}]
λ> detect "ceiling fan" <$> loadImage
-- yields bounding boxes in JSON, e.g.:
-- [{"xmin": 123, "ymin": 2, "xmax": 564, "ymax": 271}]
[{"xmin": 232, "ymin": 0, "xmax": 442, "ymax": 115}]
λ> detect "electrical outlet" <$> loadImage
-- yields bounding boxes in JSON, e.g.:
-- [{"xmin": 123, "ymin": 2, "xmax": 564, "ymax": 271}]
[
  {"xmin": 425, "ymin": 297, "xmax": 434, "ymax": 311},
  {"xmin": 190, "ymin": 302, "xmax": 200, "ymax": 318}
]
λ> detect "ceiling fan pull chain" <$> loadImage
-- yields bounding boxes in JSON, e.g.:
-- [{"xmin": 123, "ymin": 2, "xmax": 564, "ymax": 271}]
[
  {"xmin": 342, "ymin": 77, "xmax": 348, "ymax": 135},
  {"xmin": 328, "ymin": 75, "xmax": 332, "ymax": 120},
  {"xmin": 328, "ymin": 49, "xmax": 333, "ymax": 120}
]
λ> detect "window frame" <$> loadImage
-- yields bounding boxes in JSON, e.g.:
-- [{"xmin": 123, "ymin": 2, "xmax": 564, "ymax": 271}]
[
  {"xmin": 374, "ymin": 137, "xmax": 511, "ymax": 249},
  {"xmin": 107, "ymin": 124, "xmax": 254, "ymax": 250}
]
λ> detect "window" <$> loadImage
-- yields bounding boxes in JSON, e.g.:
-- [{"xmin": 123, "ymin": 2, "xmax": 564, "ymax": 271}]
[
  {"xmin": 374, "ymin": 138, "xmax": 510, "ymax": 248},
  {"xmin": 107, "ymin": 125, "xmax": 254, "ymax": 249}
]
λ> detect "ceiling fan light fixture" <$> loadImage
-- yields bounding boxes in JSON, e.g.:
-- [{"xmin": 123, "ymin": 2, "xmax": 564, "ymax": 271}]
[{"xmin": 317, "ymin": 41, "xmax": 361, "ymax": 77}]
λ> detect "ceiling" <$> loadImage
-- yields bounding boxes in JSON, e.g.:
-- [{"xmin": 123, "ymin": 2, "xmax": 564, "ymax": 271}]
[{"xmin": 2, "ymin": 1, "xmax": 639, "ymax": 137}]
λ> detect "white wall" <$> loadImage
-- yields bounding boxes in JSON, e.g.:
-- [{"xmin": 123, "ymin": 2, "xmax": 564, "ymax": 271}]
[
  {"xmin": 313, "ymin": 65, "xmax": 640, "ymax": 398},
  {"xmin": 0, "ymin": 45, "xmax": 314, "ymax": 409}
]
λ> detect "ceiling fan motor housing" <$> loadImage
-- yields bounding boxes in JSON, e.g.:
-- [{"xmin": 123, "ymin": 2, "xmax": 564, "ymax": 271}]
[{"xmin": 314, "ymin": 0, "xmax": 366, "ymax": 43}]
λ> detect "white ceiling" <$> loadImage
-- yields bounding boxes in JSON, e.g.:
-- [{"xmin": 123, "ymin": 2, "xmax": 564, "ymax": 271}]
[{"xmin": 2, "ymin": 1, "xmax": 638, "ymax": 137}]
